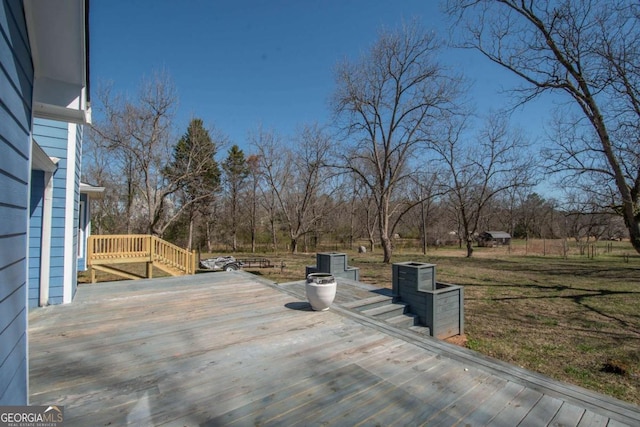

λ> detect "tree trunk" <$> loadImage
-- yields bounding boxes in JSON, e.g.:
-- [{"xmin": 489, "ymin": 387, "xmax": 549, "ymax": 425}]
[
  {"xmin": 187, "ymin": 216, "xmax": 194, "ymax": 251},
  {"xmin": 624, "ymin": 212, "xmax": 640, "ymax": 255},
  {"xmin": 381, "ymin": 234, "xmax": 393, "ymax": 263},
  {"xmin": 421, "ymin": 200, "xmax": 427, "ymax": 255},
  {"xmin": 378, "ymin": 197, "xmax": 394, "ymax": 263},
  {"xmin": 251, "ymin": 193, "xmax": 257, "ymax": 253},
  {"xmin": 466, "ymin": 239, "xmax": 474, "ymax": 258},
  {"xmin": 251, "ymin": 229, "xmax": 256, "ymax": 253},
  {"xmin": 231, "ymin": 200, "xmax": 238, "ymax": 251},
  {"xmin": 270, "ymin": 219, "xmax": 277, "ymax": 252},
  {"xmin": 206, "ymin": 220, "xmax": 213, "ymax": 253}
]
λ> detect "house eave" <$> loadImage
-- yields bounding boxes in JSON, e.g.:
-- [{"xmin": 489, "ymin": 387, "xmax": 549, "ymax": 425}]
[
  {"xmin": 80, "ymin": 182, "xmax": 105, "ymax": 198},
  {"xmin": 23, "ymin": 0, "xmax": 90, "ymax": 121},
  {"xmin": 31, "ymin": 140, "xmax": 59, "ymax": 173}
]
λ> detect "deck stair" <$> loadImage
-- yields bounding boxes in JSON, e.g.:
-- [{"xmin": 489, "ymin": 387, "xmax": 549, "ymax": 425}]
[
  {"xmin": 87, "ymin": 234, "xmax": 197, "ymax": 283},
  {"xmin": 342, "ymin": 294, "xmax": 430, "ymax": 335}
]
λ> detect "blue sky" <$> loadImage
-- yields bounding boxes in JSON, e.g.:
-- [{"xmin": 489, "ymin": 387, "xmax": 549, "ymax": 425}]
[{"xmin": 90, "ymin": 0, "xmax": 549, "ymax": 154}]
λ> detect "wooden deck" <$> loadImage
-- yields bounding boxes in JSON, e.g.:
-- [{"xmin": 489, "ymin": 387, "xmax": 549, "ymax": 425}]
[{"xmin": 28, "ymin": 272, "xmax": 640, "ymax": 426}]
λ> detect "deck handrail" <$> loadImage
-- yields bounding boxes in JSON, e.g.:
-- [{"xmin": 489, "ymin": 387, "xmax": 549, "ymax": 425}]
[
  {"xmin": 87, "ymin": 234, "xmax": 197, "ymax": 276},
  {"xmin": 151, "ymin": 235, "xmax": 197, "ymax": 274}
]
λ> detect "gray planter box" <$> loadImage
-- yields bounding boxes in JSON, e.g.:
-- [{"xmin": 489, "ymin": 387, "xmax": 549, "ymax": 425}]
[
  {"xmin": 392, "ymin": 262, "xmax": 464, "ymax": 339},
  {"xmin": 418, "ymin": 283, "xmax": 464, "ymax": 339},
  {"xmin": 392, "ymin": 262, "xmax": 436, "ymax": 294},
  {"xmin": 305, "ymin": 252, "xmax": 359, "ymax": 281}
]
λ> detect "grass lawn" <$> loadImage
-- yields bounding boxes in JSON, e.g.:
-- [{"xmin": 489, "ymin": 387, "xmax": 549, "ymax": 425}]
[{"xmin": 81, "ymin": 240, "xmax": 640, "ymax": 405}]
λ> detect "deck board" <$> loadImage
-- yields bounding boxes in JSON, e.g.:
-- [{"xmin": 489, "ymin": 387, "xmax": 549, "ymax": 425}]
[
  {"xmin": 455, "ymin": 380, "xmax": 527, "ymax": 426},
  {"xmin": 518, "ymin": 394, "xmax": 565, "ymax": 426},
  {"xmin": 415, "ymin": 374, "xmax": 507, "ymax": 426},
  {"xmin": 28, "ymin": 272, "xmax": 640, "ymax": 426},
  {"xmin": 550, "ymin": 402, "xmax": 588, "ymax": 427},
  {"xmin": 577, "ymin": 410, "xmax": 610, "ymax": 426},
  {"xmin": 486, "ymin": 387, "xmax": 544, "ymax": 426}
]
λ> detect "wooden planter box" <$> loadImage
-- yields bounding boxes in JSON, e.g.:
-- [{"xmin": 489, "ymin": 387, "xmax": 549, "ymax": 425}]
[{"xmin": 392, "ymin": 262, "xmax": 464, "ymax": 339}]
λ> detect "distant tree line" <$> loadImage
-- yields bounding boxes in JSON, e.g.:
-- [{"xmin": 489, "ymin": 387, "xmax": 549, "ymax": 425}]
[{"xmin": 85, "ymin": 3, "xmax": 638, "ymax": 261}]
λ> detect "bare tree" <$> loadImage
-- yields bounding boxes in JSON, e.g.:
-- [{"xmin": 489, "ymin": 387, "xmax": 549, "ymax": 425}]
[
  {"xmin": 245, "ymin": 154, "xmax": 262, "ymax": 253},
  {"xmin": 83, "ymin": 126, "xmax": 129, "ymax": 234},
  {"xmin": 407, "ymin": 171, "xmax": 441, "ymax": 254},
  {"xmin": 249, "ymin": 127, "xmax": 282, "ymax": 252},
  {"xmin": 447, "ymin": 0, "xmax": 640, "ymax": 254},
  {"xmin": 332, "ymin": 20, "xmax": 463, "ymax": 263},
  {"xmin": 434, "ymin": 114, "xmax": 535, "ymax": 257},
  {"xmin": 493, "ymin": 189, "xmax": 551, "ymax": 239},
  {"xmin": 91, "ymin": 73, "xmax": 177, "ymax": 235},
  {"xmin": 256, "ymin": 124, "xmax": 334, "ymax": 253}
]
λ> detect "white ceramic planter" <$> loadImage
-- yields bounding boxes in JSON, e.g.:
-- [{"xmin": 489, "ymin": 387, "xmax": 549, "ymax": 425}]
[{"xmin": 305, "ymin": 273, "xmax": 337, "ymax": 311}]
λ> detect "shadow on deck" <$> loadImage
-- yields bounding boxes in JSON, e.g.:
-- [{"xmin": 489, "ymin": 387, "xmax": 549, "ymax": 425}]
[{"xmin": 28, "ymin": 272, "xmax": 640, "ymax": 426}]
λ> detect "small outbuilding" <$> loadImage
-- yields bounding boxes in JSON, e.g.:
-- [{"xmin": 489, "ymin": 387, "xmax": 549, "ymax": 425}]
[{"xmin": 478, "ymin": 231, "xmax": 511, "ymax": 247}]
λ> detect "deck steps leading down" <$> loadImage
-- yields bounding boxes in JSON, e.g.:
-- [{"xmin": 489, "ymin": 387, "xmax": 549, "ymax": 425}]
[{"xmin": 342, "ymin": 295, "xmax": 430, "ymax": 335}]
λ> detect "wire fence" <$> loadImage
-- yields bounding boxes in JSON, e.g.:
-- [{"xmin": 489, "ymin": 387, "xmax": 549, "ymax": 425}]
[{"xmin": 201, "ymin": 238, "xmax": 636, "ymax": 261}]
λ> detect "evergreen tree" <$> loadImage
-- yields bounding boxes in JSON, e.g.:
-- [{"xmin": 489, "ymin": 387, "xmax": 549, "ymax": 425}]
[
  {"xmin": 222, "ymin": 145, "xmax": 249, "ymax": 251},
  {"xmin": 165, "ymin": 118, "xmax": 221, "ymax": 249}
]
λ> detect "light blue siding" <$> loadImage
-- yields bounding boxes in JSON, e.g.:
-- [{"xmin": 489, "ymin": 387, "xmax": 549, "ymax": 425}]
[
  {"xmin": 33, "ymin": 119, "xmax": 69, "ymax": 304},
  {"xmin": 29, "ymin": 120, "xmax": 83, "ymax": 305},
  {"xmin": 29, "ymin": 170, "xmax": 44, "ymax": 308},
  {"xmin": 0, "ymin": 0, "xmax": 32, "ymax": 405}
]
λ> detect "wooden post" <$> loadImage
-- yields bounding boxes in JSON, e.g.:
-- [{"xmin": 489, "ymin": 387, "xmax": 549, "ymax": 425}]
[
  {"xmin": 146, "ymin": 262, "xmax": 153, "ymax": 279},
  {"xmin": 87, "ymin": 236, "xmax": 94, "ymax": 283},
  {"xmin": 87, "ymin": 235, "xmax": 93, "ymax": 262},
  {"xmin": 148, "ymin": 235, "xmax": 154, "ymax": 263}
]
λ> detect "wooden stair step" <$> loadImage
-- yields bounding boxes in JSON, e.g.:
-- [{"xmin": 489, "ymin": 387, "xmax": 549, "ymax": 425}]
[
  {"xmin": 386, "ymin": 313, "xmax": 419, "ymax": 328},
  {"xmin": 409, "ymin": 325, "xmax": 431, "ymax": 335},
  {"xmin": 154, "ymin": 261, "xmax": 187, "ymax": 277},
  {"xmin": 341, "ymin": 295, "xmax": 394, "ymax": 310},
  {"xmin": 361, "ymin": 302, "xmax": 408, "ymax": 319}
]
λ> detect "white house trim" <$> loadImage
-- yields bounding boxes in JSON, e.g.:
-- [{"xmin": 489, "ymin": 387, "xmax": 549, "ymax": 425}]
[
  {"xmin": 31, "ymin": 139, "xmax": 58, "ymax": 173},
  {"xmin": 39, "ymin": 170, "xmax": 54, "ymax": 306},
  {"xmin": 33, "ymin": 101, "xmax": 89, "ymax": 125},
  {"xmin": 63, "ymin": 123, "xmax": 78, "ymax": 304}
]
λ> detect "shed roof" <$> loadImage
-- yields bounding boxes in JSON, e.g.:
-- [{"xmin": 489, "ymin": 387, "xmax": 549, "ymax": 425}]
[{"xmin": 484, "ymin": 231, "xmax": 512, "ymax": 239}]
